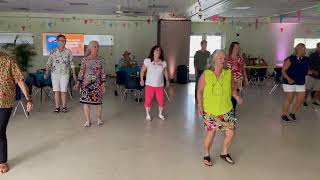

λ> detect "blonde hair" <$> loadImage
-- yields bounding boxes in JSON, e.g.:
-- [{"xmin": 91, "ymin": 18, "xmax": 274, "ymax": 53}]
[
  {"xmin": 85, "ymin": 40, "xmax": 99, "ymax": 57},
  {"xmin": 207, "ymin": 49, "xmax": 228, "ymax": 70},
  {"xmin": 294, "ymin": 43, "xmax": 306, "ymax": 55}
]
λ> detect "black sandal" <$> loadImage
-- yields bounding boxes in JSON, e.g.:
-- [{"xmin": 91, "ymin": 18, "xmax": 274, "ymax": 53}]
[
  {"xmin": 203, "ymin": 156, "xmax": 213, "ymax": 166},
  {"xmin": 220, "ymin": 154, "xmax": 235, "ymax": 164},
  {"xmin": 62, "ymin": 107, "xmax": 68, "ymax": 113},
  {"xmin": 54, "ymin": 107, "xmax": 60, "ymax": 113}
]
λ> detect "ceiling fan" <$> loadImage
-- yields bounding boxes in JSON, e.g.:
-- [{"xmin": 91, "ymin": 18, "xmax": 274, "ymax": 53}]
[{"xmin": 114, "ymin": 4, "xmax": 144, "ymax": 17}]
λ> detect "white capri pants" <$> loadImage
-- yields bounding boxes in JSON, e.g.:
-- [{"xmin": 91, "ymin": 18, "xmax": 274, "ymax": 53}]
[{"xmin": 51, "ymin": 73, "xmax": 70, "ymax": 92}]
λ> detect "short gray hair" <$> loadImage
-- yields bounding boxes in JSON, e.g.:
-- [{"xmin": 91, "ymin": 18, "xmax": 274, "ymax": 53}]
[{"xmin": 207, "ymin": 49, "xmax": 228, "ymax": 70}]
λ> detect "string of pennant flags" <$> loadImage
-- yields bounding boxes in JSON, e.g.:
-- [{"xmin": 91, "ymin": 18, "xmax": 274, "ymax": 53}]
[
  {"xmin": 207, "ymin": 3, "xmax": 320, "ymax": 34},
  {"xmin": 1, "ymin": 3, "xmax": 320, "ymax": 34},
  {"xmin": 0, "ymin": 15, "xmax": 155, "ymax": 32}
]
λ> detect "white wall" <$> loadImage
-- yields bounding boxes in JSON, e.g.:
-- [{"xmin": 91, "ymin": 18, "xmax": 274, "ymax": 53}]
[
  {"xmin": 0, "ymin": 12, "xmax": 157, "ymax": 75},
  {"xmin": 191, "ymin": 22, "xmax": 320, "ymax": 65},
  {"xmin": 1, "ymin": 11, "xmax": 319, "ymax": 73}
]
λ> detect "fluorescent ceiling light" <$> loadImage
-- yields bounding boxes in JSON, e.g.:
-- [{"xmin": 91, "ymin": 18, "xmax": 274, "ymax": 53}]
[{"xmin": 232, "ymin": 7, "xmax": 251, "ymax": 10}]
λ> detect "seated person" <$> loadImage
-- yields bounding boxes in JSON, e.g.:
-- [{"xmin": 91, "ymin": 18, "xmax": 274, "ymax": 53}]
[
  {"xmin": 260, "ymin": 58, "xmax": 268, "ymax": 66},
  {"xmin": 118, "ymin": 51, "xmax": 136, "ymax": 68},
  {"xmin": 242, "ymin": 53, "xmax": 249, "ymax": 65}
]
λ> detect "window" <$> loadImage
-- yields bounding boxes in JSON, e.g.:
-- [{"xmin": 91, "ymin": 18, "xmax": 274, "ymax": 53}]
[
  {"xmin": 294, "ymin": 38, "xmax": 320, "ymax": 49},
  {"xmin": 189, "ymin": 34, "xmax": 222, "ymax": 77},
  {"xmin": 189, "ymin": 35, "xmax": 203, "ymax": 75},
  {"xmin": 84, "ymin": 35, "xmax": 114, "ymax": 46},
  {"xmin": 0, "ymin": 33, "xmax": 34, "ymax": 44},
  {"xmin": 206, "ymin": 35, "xmax": 222, "ymax": 53}
]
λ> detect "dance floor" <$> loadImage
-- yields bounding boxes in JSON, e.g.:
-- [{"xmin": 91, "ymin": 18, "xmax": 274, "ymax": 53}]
[{"xmin": 3, "ymin": 83, "xmax": 320, "ymax": 179}]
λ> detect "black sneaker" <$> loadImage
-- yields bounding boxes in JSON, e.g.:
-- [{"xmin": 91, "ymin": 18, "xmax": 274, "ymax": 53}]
[
  {"xmin": 281, "ymin": 115, "xmax": 291, "ymax": 122},
  {"xmin": 54, "ymin": 107, "xmax": 60, "ymax": 113},
  {"xmin": 62, "ymin": 107, "xmax": 68, "ymax": 113},
  {"xmin": 289, "ymin": 113, "xmax": 296, "ymax": 121},
  {"xmin": 303, "ymin": 102, "xmax": 308, "ymax": 106},
  {"xmin": 312, "ymin": 102, "xmax": 320, "ymax": 106}
]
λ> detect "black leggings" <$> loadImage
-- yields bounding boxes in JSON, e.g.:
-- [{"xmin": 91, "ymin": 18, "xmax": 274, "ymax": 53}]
[
  {"xmin": 231, "ymin": 89, "xmax": 240, "ymax": 112},
  {"xmin": 0, "ymin": 108, "xmax": 13, "ymax": 164},
  {"xmin": 231, "ymin": 97, "xmax": 237, "ymax": 112}
]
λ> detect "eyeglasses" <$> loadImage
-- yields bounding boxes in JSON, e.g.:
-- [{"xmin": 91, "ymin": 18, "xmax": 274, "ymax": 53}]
[{"xmin": 58, "ymin": 40, "xmax": 66, "ymax": 42}]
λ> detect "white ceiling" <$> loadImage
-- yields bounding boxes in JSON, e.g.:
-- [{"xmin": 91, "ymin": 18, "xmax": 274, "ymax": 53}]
[
  {"xmin": 0, "ymin": 0, "xmax": 195, "ymax": 16},
  {"xmin": 187, "ymin": 0, "xmax": 320, "ymax": 21},
  {"xmin": 0, "ymin": 0, "xmax": 319, "ymax": 21}
]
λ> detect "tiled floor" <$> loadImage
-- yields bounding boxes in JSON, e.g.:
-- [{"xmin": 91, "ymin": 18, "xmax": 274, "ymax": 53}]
[{"xmin": 2, "ymin": 83, "xmax": 320, "ymax": 180}]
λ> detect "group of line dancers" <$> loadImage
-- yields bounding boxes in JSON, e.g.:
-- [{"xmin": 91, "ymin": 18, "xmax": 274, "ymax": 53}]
[{"xmin": 1, "ymin": 33, "xmax": 315, "ymax": 173}]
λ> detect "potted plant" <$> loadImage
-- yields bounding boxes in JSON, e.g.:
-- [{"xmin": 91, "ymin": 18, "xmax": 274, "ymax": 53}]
[{"xmin": 1, "ymin": 35, "xmax": 37, "ymax": 77}]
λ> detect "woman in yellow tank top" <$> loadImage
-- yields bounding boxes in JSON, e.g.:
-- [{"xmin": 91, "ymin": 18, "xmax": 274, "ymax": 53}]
[{"xmin": 197, "ymin": 50, "xmax": 243, "ymax": 166}]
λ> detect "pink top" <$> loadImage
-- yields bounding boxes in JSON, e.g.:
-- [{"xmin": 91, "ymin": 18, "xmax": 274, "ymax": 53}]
[{"xmin": 227, "ymin": 56, "xmax": 244, "ymax": 81}]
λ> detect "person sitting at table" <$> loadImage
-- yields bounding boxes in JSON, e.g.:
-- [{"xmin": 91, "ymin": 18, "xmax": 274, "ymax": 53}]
[
  {"xmin": 242, "ymin": 53, "xmax": 248, "ymax": 65},
  {"xmin": 140, "ymin": 45, "xmax": 169, "ymax": 121},
  {"xmin": 260, "ymin": 58, "xmax": 268, "ymax": 66},
  {"xmin": 118, "ymin": 50, "xmax": 136, "ymax": 68},
  {"xmin": 45, "ymin": 34, "xmax": 77, "ymax": 113},
  {"xmin": 74, "ymin": 41, "xmax": 107, "ymax": 127}
]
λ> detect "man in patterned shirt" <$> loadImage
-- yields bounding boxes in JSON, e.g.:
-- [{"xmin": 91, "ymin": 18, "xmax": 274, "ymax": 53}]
[
  {"xmin": 0, "ymin": 52, "xmax": 33, "ymax": 173},
  {"xmin": 45, "ymin": 34, "xmax": 77, "ymax": 113}
]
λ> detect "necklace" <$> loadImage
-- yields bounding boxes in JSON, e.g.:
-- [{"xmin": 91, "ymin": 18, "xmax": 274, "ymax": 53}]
[{"xmin": 211, "ymin": 70, "xmax": 224, "ymax": 96}]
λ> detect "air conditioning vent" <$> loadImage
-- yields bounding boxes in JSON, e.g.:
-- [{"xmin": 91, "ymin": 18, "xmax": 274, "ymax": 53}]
[{"xmin": 68, "ymin": 2, "xmax": 89, "ymax": 6}]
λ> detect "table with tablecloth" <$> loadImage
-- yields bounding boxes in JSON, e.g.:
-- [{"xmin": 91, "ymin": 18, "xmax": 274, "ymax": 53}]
[
  {"xmin": 245, "ymin": 66, "xmax": 281, "ymax": 79},
  {"xmin": 118, "ymin": 66, "xmax": 141, "ymax": 77},
  {"xmin": 26, "ymin": 70, "xmax": 53, "ymax": 102}
]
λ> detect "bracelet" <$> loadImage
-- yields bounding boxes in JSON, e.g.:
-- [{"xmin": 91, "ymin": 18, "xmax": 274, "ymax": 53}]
[
  {"xmin": 234, "ymin": 96, "xmax": 240, "ymax": 100},
  {"xmin": 26, "ymin": 98, "xmax": 32, "ymax": 103}
]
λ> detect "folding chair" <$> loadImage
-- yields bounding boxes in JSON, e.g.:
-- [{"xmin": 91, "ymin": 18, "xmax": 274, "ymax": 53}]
[
  {"xmin": 121, "ymin": 75, "xmax": 143, "ymax": 104},
  {"xmin": 269, "ymin": 68, "xmax": 282, "ymax": 94},
  {"xmin": 12, "ymin": 85, "xmax": 29, "ymax": 119}
]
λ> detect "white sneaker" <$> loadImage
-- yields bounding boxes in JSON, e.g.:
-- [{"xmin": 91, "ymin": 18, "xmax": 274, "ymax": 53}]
[
  {"xmin": 159, "ymin": 114, "xmax": 166, "ymax": 120},
  {"xmin": 146, "ymin": 116, "xmax": 152, "ymax": 121}
]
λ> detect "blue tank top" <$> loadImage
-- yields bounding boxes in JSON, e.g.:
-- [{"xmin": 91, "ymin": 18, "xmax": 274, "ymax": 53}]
[{"xmin": 283, "ymin": 55, "xmax": 309, "ymax": 85}]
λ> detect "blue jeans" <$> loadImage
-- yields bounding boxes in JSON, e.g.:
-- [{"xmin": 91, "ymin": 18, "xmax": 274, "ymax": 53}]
[{"xmin": 195, "ymin": 70, "xmax": 204, "ymax": 101}]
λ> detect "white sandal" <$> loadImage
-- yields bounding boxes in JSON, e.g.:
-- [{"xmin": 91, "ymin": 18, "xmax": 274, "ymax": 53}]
[
  {"xmin": 97, "ymin": 119, "xmax": 104, "ymax": 126},
  {"xmin": 84, "ymin": 121, "xmax": 91, "ymax": 127},
  {"xmin": 146, "ymin": 116, "xmax": 152, "ymax": 121},
  {"xmin": 159, "ymin": 114, "xmax": 166, "ymax": 120}
]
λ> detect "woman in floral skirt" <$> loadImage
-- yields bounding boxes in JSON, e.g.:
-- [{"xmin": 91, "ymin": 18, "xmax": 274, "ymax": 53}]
[
  {"xmin": 74, "ymin": 41, "xmax": 107, "ymax": 127},
  {"xmin": 197, "ymin": 50, "xmax": 243, "ymax": 166}
]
